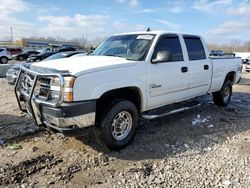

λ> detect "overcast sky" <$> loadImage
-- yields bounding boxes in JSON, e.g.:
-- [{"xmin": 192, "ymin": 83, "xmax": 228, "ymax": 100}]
[{"xmin": 0, "ymin": 0, "xmax": 250, "ymax": 44}]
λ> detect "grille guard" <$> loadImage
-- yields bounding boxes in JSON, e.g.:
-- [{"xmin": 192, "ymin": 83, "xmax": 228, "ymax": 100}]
[{"xmin": 14, "ymin": 64, "xmax": 68, "ymax": 125}]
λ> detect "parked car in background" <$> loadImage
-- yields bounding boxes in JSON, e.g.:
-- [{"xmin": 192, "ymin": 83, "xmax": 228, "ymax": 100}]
[
  {"xmin": 44, "ymin": 51, "xmax": 85, "ymax": 61},
  {"xmin": 5, "ymin": 64, "xmax": 21, "ymax": 84},
  {"xmin": 6, "ymin": 48, "xmax": 22, "ymax": 55},
  {"xmin": 243, "ymin": 58, "xmax": 250, "ymax": 72},
  {"xmin": 57, "ymin": 47, "xmax": 76, "ymax": 52},
  {"xmin": 224, "ymin": 52, "xmax": 235, "ymax": 57},
  {"xmin": 12, "ymin": 50, "xmax": 40, "ymax": 61},
  {"xmin": 242, "ymin": 58, "xmax": 249, "ymax": 64},
  {"xmin": 209, "ymin": 50, "xmax": 224, "ymax": 56},
  {"xmin": 6, "ymin": 51, "xmax": 85, "ymax": 84},
  {"xmin": 0, "ymin": 48, "xmax": 12, "ymax": 64},
  {"xmin": 27, "ymin": 52, "xmax": 56, "ymax": 62}
]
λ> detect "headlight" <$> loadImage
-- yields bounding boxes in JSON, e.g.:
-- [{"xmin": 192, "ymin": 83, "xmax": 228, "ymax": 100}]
[{"xmin": 50, "ymin": 76, "xmax": 76, "ymax": 102}]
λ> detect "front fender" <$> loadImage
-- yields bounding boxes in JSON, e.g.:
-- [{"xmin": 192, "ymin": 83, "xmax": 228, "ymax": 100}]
[{"xmin": 91, "ymin": 80, "xmax": 147, "ymax": 110}]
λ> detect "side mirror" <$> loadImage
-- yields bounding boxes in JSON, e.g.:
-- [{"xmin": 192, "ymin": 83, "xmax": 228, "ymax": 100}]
[{"xmin": 152, "ymin": 51, "xmax": 171, "ymax": 64}]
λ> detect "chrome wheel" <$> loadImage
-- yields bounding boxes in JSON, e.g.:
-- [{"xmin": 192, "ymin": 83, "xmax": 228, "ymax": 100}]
[{"xmin": 111, "ymin": 111, "xmax": 132, "ymax": 141}]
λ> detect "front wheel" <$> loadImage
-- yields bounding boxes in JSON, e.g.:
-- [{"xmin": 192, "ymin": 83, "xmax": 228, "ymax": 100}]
[
  {"xmin": 212, "ymin": 80, "xmax": 232, "ymax": 106},
  {"xmin": 0, "ymin": 57, "xmax": 8, "ymax": 64},
  {"xmin": 99, "ymin": 100, "xmax": 138, "ymax": 150}
]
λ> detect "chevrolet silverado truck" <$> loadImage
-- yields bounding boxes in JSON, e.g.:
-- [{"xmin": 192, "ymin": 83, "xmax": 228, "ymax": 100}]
[{"xmin": 15, "ymin": 31, "xmax": 241, "ymax": 150}]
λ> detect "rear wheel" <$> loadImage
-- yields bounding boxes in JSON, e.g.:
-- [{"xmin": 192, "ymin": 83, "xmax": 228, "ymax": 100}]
[
  {"xmin": 0, "ymin": 57, "xmax": 8, "ymax": 64},
  {"xmin": 18, "ymin": 56, "xmax": 24, "ymax": 61},
  {"xmin": 213, "ymin": 80, "xmax": 232, "ymax": 106},
  {"xmin": 99, "ymin": 100, "xmax": 138, "ymax": 150}
]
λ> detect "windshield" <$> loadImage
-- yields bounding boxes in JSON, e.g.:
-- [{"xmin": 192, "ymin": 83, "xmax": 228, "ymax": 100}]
[{"xmin": 92, "ymin": 34, "xmax": 155, "ymax": 61}]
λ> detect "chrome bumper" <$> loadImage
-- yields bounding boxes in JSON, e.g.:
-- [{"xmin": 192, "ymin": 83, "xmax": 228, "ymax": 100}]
[{"xmin": 43, "ymin": 112, "xmax": 95, "ymax": 128}]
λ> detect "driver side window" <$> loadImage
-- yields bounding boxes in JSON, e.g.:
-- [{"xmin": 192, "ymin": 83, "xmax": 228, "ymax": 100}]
[{"xmin": 152, "ymin": 35, "xmax": 184, "ymax": 62}]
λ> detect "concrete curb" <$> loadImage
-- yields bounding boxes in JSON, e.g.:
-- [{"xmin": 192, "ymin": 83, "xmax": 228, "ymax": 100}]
[{"xmin": 0, "ymin": 64, "xmax": 12, "ymax": 78}]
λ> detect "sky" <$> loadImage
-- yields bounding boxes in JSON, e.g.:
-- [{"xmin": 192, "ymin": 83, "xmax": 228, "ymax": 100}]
[{"xmin": 0, "ymin": 0, "xmax": 250, "ymax": 44}]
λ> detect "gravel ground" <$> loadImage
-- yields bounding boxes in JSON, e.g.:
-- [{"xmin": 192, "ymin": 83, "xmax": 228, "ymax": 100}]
[{"xmin": 0, "ymin": 74, "xmax": 249, "ymax": 188}]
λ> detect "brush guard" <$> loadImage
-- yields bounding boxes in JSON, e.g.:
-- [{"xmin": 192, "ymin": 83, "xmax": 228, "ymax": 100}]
[{"xmin": 14, "ymin": 64, "xmax": 66, "ymax": 126}]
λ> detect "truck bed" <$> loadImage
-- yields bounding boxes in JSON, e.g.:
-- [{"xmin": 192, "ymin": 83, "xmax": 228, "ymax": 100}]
[{"xmin": 209, "ymin": 57, "xmax": 241, "ymax": 93}]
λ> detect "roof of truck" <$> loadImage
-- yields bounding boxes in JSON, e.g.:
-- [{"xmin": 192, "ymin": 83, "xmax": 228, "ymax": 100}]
[{"xmin": 115, "ymin": 30, "xmax": 202, "ymax": 38}]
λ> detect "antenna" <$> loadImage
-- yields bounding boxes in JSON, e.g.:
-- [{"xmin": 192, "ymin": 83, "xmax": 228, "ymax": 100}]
[{"xmin": 146, "ymin": 27, "xmax": 151, "ymax": 32}]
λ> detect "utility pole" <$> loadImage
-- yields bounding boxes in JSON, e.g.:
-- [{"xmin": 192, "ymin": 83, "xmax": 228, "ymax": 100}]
[
  {"xmin": 85, "ymin": 23, "xmax": 87, "ymax": 50},
  {"xmin": 10, "ymin": 27, "xmax": 13, "ymax": 46}
]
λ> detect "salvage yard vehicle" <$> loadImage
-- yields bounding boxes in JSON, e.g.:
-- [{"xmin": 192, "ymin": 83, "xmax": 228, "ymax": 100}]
[
  {"xmin": 6, "ymin": 51, "xmax": 85, "ymax": 85},
  {"xmin": 12, "ymin": 50, "xmax": 40, "ymax": 61},
  {"xmin": 0, "ymin": 48, "xmax": 12, "ymax": 64},
  {"xmin": 43, "ymin": 51, "xmax": 85, "ymax": 61},
  {"xmin": 14, "ymin": 31, "xmax": 241, "ymax": 150},
  {"xmin": 242, "ymin": 58, "xmax": 250, "ymax": 72},
  {"xmin": 27, "ymin": 52, "xmax": 56, "ymax": 62},
  {"xmin": 209, "ymin": 50, "xmax": 224, "ymax": 57},
  {"xmin": 6, "ymin": 47, "xmax": 22, "ymax": 56},
  {"xmin": 6, "ymin": 64, "xmax": 21, "ymax": 85}
]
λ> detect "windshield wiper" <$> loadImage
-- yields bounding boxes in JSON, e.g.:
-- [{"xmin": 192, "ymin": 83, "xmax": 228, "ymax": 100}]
[
  {"xmin": 103, "ymin": 54, "xmax": 136, "ymax": 60},
  {"xmin": 105, "ymin": 54, "xmax": 126, "ymax": 58},
  {"xmin": 105, "ymin": 54, "xmax": 116, "ymax": 57}
]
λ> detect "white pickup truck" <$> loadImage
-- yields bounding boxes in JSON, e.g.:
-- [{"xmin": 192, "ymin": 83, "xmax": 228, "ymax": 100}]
[{"xmin": 15, "ymin": 31, "xmax": 241, "ymax": 150}]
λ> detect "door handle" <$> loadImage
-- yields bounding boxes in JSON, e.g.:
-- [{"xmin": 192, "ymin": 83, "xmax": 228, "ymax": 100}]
[
  {"xmin": 181, "ymin": 66, "xmax": 188, "ymax": 73},
  {"xmin": 204, "ymin": 65, "xmax": 209, "ymax": 70}
]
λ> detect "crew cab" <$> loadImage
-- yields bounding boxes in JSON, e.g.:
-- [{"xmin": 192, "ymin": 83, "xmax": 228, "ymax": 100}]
[{"xmin": 15, "ymin": 31, "xmax": 241, "ymax": 150}]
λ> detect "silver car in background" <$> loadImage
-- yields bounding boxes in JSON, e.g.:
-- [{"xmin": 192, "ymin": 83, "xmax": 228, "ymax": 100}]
[{"xmin": 0, "ymin": 48, "xmax": 12, "ymax": 64}]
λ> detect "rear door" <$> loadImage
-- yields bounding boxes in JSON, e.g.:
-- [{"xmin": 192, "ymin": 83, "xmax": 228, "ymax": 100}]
[
  {"xmin": 146, "ymin": 34, "xmax": 189, "ymax": 109},
  {"xmin": 183, "ymin": 36, "xmax": 212, "ymax": 96}
]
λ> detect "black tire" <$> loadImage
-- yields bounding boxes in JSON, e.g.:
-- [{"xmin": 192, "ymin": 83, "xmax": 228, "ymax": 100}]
[
  {"xmin": 0, "ymin": 57, "xmax": 8, "ymax": 64},
  {"xmin": 212, "ymin": 80, "xmax": 232, "ymax": 106},
  {"xmin": 18, "ymin": 56, "xmax": 24, "ymax": 61},
  {"xmin": 99, "ymin": 100, "xmax": 139, "ymax": 150}
]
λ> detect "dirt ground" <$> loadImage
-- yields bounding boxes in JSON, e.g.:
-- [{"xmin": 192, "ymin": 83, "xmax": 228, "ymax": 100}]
[{"xmin": 0, "ymin": 73, "xmax": 249, "ymax": 188}]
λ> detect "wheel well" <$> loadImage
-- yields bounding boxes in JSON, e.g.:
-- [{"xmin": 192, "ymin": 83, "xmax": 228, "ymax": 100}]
[
  {"xmin": 225, "ymin": 71, "xmax": 235, "ymax": 83},
  {"xmin": 95, "ymin": 87, "xmax": 142, "ymax": 124}
]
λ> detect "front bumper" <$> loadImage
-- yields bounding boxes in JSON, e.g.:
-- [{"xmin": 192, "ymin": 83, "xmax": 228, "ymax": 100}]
[
  {"xmin": 23, "ymin": 98, "xmax": 96, "ymax": 133},
  {"xmin": 41, "ymin": 101, "xmax": 96, "ymax": 129}
]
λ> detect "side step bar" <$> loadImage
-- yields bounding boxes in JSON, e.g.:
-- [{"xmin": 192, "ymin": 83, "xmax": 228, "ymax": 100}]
[{"xmin": 141, "ymin": 103, "xmax": 201, "ymax": 120}]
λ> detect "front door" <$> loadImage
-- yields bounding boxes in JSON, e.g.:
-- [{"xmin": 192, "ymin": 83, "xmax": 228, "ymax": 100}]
[{"xmin": 146, "ymin": 34, "xmax": 189, "ymax": 109}]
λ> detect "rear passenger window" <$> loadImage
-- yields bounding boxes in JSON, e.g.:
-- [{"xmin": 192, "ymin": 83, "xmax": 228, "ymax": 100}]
[
  {"xmin": 153, "ymin": 35, "xmax": 183, "ymax": 62},
  {"xmin": 184, "ymin": 36, "xmax": 206, "ymax": 60}
]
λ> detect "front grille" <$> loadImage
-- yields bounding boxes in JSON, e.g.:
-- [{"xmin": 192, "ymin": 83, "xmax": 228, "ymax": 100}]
[
  {"xmin": 19, "ymin": 73, "xmax": 52, "ymax": 101},
  {"xmin": 38, "ymin": 77, "xmax": 51, "ymax": 99},
  {"xmin": 15, "ymin": 66, "xmax": 66, "ymax": 117}
]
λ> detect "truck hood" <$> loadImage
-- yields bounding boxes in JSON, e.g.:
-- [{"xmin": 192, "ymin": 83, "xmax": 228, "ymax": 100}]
[{"xmin": 31, "ymin": 56, "xmax": 137, "ymax": 75}]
